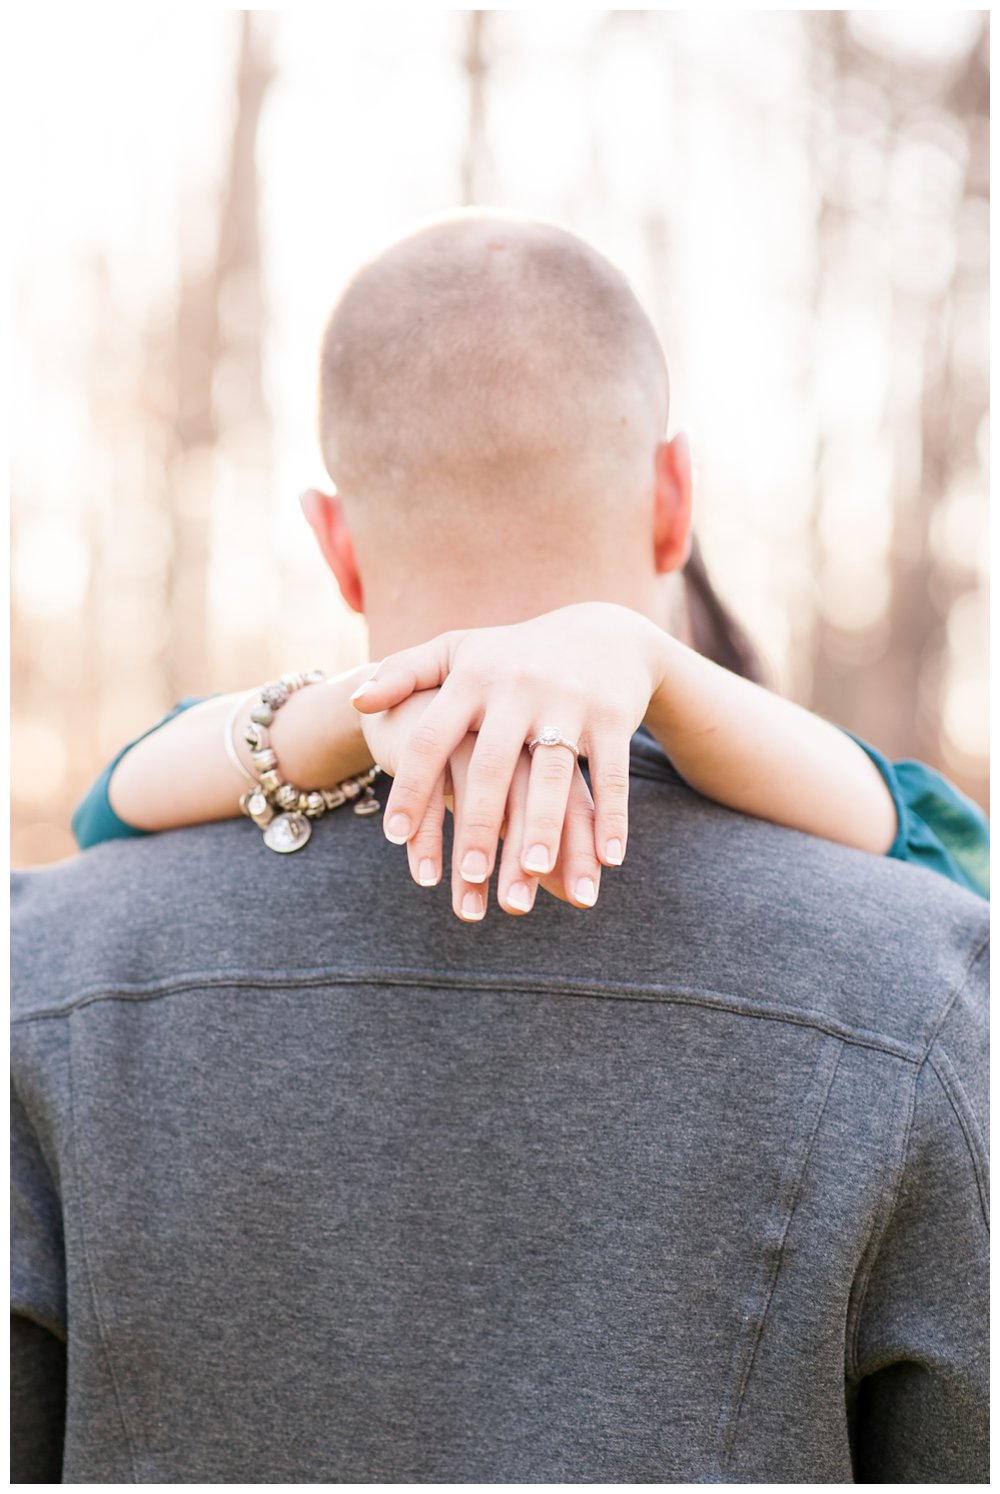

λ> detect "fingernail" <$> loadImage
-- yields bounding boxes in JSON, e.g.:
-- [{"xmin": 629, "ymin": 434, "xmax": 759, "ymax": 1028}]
[
  {"xmin": 508, "ymin": 881, "xmax": 533, "ymax": 912},
  {"xmin": 606, "ymin": 838, "xmax": 624, "ymax": 866},
  {"xmin": 575, "ymin": 877, "xmax": 598, "ymax": 906},
  {"xmin": 349, "ymin": 681, "xmax": 372, "ymax": 703},
  {"xmin": 460, "ymin": 849, "xmax": 489, "ymax": 883},
  {"xmin": 524, "ymin": 844, "xmax": 550, "ymax": 873},
  {"xmin": 418, "ymin": 858, "xmax": 438, "ymax": 887},
  {"xmin": 461, "ymin": 891, "xmax": 485, "ymax": 921},
  {"xmin": 385, "ymin": 813, "xmax": 410, "ymax": 844}
]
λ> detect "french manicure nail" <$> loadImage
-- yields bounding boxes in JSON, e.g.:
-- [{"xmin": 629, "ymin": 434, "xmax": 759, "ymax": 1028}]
[
  {"xmin": 523, "ymin": 844, "xmax": 550, "ymax": 873},
  {"xmin": 418, "ymin": 858, "xmax": 438, "ymax": 887},
  {"xmin": 606, "ymin": 838, "xmax": 624, "ymax": 866},
  {"xmin": 575, "ymin": 877, "xmax": 598, "ymax": 906},
  {"xmin": 461, "ymin": 891, "xmax": 485, "ymax": 921},
  {"xmin": 385, "ymin": 813, "xmax": 410, "ymax": 844},
  {"xmin": 349, "ymin": 681, "xmax": 372, "ymax": 703},
  {"xmin": 460, "ymin": 849, "xmax": 489, "ymax": 883},
  {"xmin": 508, "ymin": 882, "xmax": 533, "ymax": 912}
]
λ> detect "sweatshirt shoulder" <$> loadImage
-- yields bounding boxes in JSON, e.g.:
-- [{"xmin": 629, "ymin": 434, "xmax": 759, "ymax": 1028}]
[
  {"xmin": 11, "ymin": 832, "xmax": 228, "ymax": 1021},
  {"xmin": 12, "ymin": 858, "xmax": 94, "ymax": 1022},
  {"xmin": 625, "ymin": 779, "xmax": 990, "ymax": 1059}
]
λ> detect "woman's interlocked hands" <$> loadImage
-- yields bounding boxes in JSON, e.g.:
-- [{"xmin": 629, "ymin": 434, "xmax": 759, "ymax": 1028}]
[{"xmin": 351, "ymin": 602, "xmax": 666, "ymax": 921}]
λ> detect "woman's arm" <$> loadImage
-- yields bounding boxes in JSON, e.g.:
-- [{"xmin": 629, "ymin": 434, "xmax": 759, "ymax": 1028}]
[
  {"xmin": 75, "ymin": 604, "xmax": 985, "ymax": 912},
  {"xmin": 84, "ymin": 627, "xmax": 893, "ymax": 852},
  {"xmin": 642, "ymin": 634, "xmax": 987, "ymax": 896},
  {"xmin": 72, "ymin": 697, "xmax": 209, "ymax": 848},
  {"xmin": 642, "ymin": 631, "xmax": 898, "ymax": 855},
  {"xmin": 99, "ymin": 665, "xmax": 376, "ymax": 833}
]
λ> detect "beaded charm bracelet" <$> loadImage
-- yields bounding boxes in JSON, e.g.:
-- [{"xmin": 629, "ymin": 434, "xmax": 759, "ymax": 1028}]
[{"xmin": 233, "ymin": 670, "xmax": 381, "ymax": 853}]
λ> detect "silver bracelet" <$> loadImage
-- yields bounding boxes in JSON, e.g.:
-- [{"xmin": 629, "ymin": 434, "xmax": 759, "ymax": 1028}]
[
  {"xmin": 237, "ymin": 670, "xmax": 381, "ymax": 854},
  {"xmin": 223, "ymin": 690, "xmax": 261, "ymax": 787}
]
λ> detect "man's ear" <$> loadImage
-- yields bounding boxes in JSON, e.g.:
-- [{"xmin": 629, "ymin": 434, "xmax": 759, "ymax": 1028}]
[
  {"xmin": 652, "ymin": 433, "xmax": 694, "ymax": 574},
  {"xmin": 299, "ymin": 488, "xmax": 364, "ymax": 614}
]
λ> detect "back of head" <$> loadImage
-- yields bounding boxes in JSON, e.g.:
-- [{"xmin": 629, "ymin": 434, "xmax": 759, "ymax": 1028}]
[{"xmin": 318, "ymin": 211, "xmax": 669, "ymax": 556}]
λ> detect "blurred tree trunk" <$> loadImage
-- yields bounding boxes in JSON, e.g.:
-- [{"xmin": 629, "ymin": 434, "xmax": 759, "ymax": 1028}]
[
  {"xmin": 461, "ymin": 12, "xmax": 488, "ymax": 205},
  {"xmin": 161, "ymin": 11, "xmax": 274, "ymax": 696},
  {"xmin": 805, "ymin": 13, "xmax": 987, "ymax": 796},
  {"xmin": 872, "ymin": 23, "xmax": 987, "ymax": 775},
  {"xmin": 932, "ymin": 21, "xmax": 989, "ymax": 810}
]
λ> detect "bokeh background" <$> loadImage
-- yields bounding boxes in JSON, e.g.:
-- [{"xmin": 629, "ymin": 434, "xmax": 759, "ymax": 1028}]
[{"xmin": 10, "ymin": 10, "xmax": 989, "ymax": 867}]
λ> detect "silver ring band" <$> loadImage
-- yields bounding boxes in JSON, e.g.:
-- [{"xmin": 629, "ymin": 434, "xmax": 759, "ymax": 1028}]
[{"xmin": 527, "ymin": 725, "xmax": 581, "ymax": 759}]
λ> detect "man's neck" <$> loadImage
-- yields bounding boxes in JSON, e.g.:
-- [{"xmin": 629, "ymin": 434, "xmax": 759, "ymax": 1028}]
[{"xmin": 361, "ymin": 572, "xmax": 690, "ymax": 659}]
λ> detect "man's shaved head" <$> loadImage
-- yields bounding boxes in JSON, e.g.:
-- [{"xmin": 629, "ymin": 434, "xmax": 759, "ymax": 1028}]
[{"xmin": 318, "ymin": 212, "xmax": 670, "ymax": 544}]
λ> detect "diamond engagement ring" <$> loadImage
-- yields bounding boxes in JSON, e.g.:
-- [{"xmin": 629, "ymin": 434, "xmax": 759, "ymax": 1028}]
[{"xmin": 527, "ymin": 725, "xmax": 581, "ymax": 758}]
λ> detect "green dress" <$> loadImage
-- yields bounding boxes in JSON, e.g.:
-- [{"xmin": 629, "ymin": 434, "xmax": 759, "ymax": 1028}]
[{"xmin": 72, "ymin": 699, "xmax": 989, "ymax": 900}]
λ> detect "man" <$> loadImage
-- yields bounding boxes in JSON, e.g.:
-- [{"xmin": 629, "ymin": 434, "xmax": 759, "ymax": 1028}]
[{"xmin": 12, "ymin": 212, "xmax": 988, "ymax": 1481}]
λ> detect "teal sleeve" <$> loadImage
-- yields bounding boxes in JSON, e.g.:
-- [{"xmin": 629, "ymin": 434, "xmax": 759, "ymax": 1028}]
[
  {"xmin": 846, "ymin": 732, "xmax": 989, "ymax": 900},
  {"xmin": 71, "ymin": 697, "xmax": 211, "ymax": 851}
]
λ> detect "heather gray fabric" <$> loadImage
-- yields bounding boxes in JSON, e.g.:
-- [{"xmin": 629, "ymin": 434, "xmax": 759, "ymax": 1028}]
[{"xmin": 11, "ymin": 734, "xmax": 989, "ymax": 1483}]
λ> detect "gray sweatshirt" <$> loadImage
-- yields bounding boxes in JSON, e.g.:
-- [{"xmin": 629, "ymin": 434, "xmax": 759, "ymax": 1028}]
[{"xmin": 11, "ymin": 735, "xmax": 989, "ymax": 1482}]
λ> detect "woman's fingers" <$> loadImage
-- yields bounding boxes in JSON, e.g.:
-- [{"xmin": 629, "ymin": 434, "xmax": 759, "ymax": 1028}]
[
  {"xmin": 485, "ymin": 753, "xmax": 602, "ymax": 916},
  {"xmin": 378, "ymin": 682, "xmax": 480, "ymax": 846},
  {"xmin": 495, "ymin": 754, "xmax": 540, "ymax": 915},
  {"xmin": 451, "ymin": 718, "xmax": 604, "ymax": 912},
  {"xmin": 376, "ymin": 685, "xmax": 626, "ymax": 912},
  {"xmin": 350, "ymin": 635, "xmax": 457, "ymax": 714},
  {"xmin": 405, "ymin": 775, "xmax": 447, "ymax": 889},
  {"xmin": 585, "ymin": 730, "xmax": 632, "ymax": 867},
  {"xmin": 400, "ymin": 738, "xmax": 602, "ymax": 920},
  {"xmin": 549, "ymin": 769, "xmax": 603, "ymax": 908},
  {"xmin": 519, "ymin": 731, "xmax": 584, "ymax": 879},
  {"xmin": 451, "ymin": 705, "xmax": 531, "ymax": 889},
  {"xmin": 447, "ymin": 739, "xmax": 490, "ymax": 922}
]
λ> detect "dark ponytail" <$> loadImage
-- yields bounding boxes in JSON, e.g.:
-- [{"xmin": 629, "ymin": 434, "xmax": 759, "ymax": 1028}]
[{"xmin": 683, "ymin": 534, "xmax": 771, "ymax": 687}]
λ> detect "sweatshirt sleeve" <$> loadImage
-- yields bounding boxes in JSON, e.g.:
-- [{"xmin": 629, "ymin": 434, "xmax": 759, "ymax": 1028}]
[
  {"xmin": 849, "ymin": 940, "xmax": 989, "ymax": 1483},
  {"xmin": 71, "ymin": 697, "xmax": 209, "ymax": 850},
  {"xmin": 846, "ymin": 732, "xmax": 989, "ymax": 899}
]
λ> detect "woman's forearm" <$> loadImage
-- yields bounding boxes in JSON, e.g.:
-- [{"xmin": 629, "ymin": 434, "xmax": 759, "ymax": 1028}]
[
  {"xmin": 643, "ymin": 634, "xmax": 898, "ymax": 855},
  {"xmin": 107, "ymin": 666, "xmax": 377, "ymax": 831}
]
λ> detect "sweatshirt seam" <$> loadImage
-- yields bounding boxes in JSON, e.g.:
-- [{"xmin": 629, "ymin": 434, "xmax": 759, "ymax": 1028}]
[
  {"xmin": 66, "ymin": 1027, "xmax": 139, "ymax": 1479},
  {"xmin": 13, "ymin": 971, "xmax": 922, "ymax": 1062},
  {"xmin": 845, "ymin": 1058, "xmax": 919, "ymax": 1385},
  {"xmin": 844, "ymin": 929, "xmax": 988, "ymax": 1383},
  {"xmin": 918, "ymin": 933, "xmax": 989, "ymax": 1061},
  {"xmin": 928, "ymin": 1049, "xmax": 990, "ymax": 1230},
  {"xmin": 717, "ymin": 1035, "xmax": 844, "ymax": 1475}
]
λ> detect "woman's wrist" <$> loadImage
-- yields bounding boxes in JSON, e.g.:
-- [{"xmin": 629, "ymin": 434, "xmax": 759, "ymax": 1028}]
[
  {"xmin": 266, "ymin": 664, "xmax": 377, "ymax": 789},
  {"xmin": 641, "ymin": 629, "xmax": 691, "ymax": 737}
]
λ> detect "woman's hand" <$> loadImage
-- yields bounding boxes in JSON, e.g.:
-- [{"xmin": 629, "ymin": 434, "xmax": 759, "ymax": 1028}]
[
  {"xmin": 353, "ymin": 603, "xmax": 666, "ymax": 906},
  {"xmin": 360, "ymin": 688, "xmax": 605, "ymax": 921}
]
